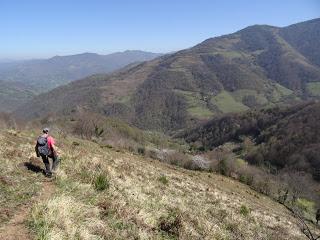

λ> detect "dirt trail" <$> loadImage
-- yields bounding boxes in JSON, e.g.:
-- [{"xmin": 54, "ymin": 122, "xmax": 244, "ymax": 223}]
[{"xmin": 0, "ymin": 180, "xmax": 55, "ymax": 240}]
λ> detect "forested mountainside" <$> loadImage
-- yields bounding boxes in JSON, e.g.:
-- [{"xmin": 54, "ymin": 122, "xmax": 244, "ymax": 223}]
[
  {"xmin": 0, "ymin": 80, "xmax": 36, "ymax": 112},
  {"xmin": 182, "ymin": 101, "xmax": 320, "ymax": 181},
  {"xmin": 14, "ymin": 18, "xmax": 320, "ymax": 131}
]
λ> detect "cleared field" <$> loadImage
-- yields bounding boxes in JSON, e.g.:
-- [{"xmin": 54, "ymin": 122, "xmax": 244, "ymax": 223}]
[
  {"xmin": 307, "ymin": 82, "xmax": 320, "ymax": 96},
  {"xmin": 211, "ymin": 91, "xmax": 249, "ymax": 113},
  {"xmin": 174, "ymin": 90, "xmax": 214, "ymax": 119}
]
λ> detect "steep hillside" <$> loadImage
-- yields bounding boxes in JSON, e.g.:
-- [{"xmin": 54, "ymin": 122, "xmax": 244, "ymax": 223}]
[
  {"xmin": 280, "ymin": 18, "xmax": 320, "ymax": 67},
  {"xmin": 182, "ymin": 101, "xmax": 320, "ymax": 181},
  {"xmin": 0, "ymin": 50, "xmax": 162, "ymax": 92},
  {"xmin": 0, "ymin": 129, "xmax": 316, "ymax": 239},
  {"xmin": 14, "ymin": 18, "xmax": 320, "ymax": 131},
  {"xmin": 0, "ymin": 80, "xmax": 36, "ymax": 112}
]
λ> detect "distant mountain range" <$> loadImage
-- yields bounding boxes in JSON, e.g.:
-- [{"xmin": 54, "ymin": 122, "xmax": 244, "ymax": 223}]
[
  {"xmin": 0, "ymin": 50, "xmax": 162, "ymax": 92},
  {"xmin": 0, "ymin": 50, "xmax": 162, "ymax": 111},
  {"xmin": 14, "ymin": 18, "xmax": 320, "ymax": 131}
]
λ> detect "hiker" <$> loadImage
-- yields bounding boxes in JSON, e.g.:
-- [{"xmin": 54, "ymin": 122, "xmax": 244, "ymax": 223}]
[{"xmin": 35, "ymin": 128, "xmax": 59, "ymax": 177}]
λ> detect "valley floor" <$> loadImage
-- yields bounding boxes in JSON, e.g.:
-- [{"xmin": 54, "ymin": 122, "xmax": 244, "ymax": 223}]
[{"xmin": 0, "ymin": 129, "xmax": 316, "ymax": 239}]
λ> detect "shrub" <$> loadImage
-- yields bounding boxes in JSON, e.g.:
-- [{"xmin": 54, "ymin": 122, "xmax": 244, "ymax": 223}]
[
  {"xmin": 296, "ymin": 198, "xmax": 315, "ymax": 216},
  {"xmin": 254, "ymin": 180, "xmax": 271, "ymax": 195},
  {"xmin": 208, "ymin": 148, "xmax": 235, "ymax": 173},
  {"xmin": 137, "ymin": 146, "xmax": 146, "ymax": 156},
  {"xmin": 158, "ymin": 208, "xmax": 181, "ymax": 238},
  {"xmin": 94, "ymin": 126, "xmax": 104, "ymax": 137},
  {"xmin": 239, "ymin": 174, "xmax": 254, "ymax": 186},
  {"xmin": 239, "ymin": 174, "xmax": 247, "ymax": 183},
  {"xmin": 94, "ymin": 173, "xmax": 109, "ymax": 191},
  {"xmin": 146, "ymin": 149, "xmax": 158, "ymax": 159},
  {"xmin": 158, "ymin": 175, "xmax": 169, "ymax": 185},
  {"xmin": 277, "ymin": 189, "xmax": 289, "ymax": 204},
  {"xmin": 73, "ymin": 112, "xmax": 104, "ymax": 139},
  {"xmin": 188, "ymin": 155, "xmax": 210, "ymax": 170},
  {"xmin": 163, "ymin": 151, "xmax": 197, "ymax": 170},
  {"xmin": 239, "ymin": 205, "xmax": 250, "ymax": 217},
  {"xmin": 217, "ymin": 159, "xmax": 229, "ymax": 176}
]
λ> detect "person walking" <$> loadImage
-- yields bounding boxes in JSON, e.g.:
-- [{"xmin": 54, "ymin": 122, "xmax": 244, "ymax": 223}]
[{"xmin": 35, "ymin": 128, "xmax": 59, "ymax": 177}]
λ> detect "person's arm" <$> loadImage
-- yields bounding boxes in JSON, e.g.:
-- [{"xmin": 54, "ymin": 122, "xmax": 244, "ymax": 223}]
[
  {"xmin": 51, "ymin": 143, "xmax": 56, "ymax": 152},
  {"xmin": 48, "ymin": 136, "xmax": 57, "ymax": 153}
]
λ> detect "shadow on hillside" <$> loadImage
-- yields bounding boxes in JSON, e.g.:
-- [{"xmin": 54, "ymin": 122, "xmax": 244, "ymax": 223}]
[{"xmin": 24, "ymin": 162, "xmax": 44, "ymax": 174}]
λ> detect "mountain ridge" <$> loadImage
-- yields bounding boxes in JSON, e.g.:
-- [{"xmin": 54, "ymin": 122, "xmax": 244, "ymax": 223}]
[
  {"xmin": 0, "ymin": 50, "xmax": 162, "ymax": 112},
  {"xmin": 0, "ymin": 50, "xmax": 163, "ymax": 92},
  {"xmin": 14, "ymin": 18, "xmax": 320, "ymax": 131}
]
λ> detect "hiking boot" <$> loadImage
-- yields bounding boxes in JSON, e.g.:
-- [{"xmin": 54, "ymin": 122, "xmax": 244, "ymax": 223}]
[{"xmin": 45, "ymin": 172, "xmax": 53, "ymax": 178}]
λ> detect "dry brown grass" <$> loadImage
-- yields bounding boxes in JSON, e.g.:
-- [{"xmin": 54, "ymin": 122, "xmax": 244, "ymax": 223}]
[{"xmin": 0, "ymin": 129, "xmax": 318, "ymax": 239}]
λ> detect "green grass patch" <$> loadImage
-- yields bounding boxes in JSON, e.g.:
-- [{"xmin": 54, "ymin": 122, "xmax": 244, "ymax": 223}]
[
  {"xmin": 231, "ymin": 89, "xmax": 269, "ymax": 105},
  {"xmin": 174, "ymin": 90, "xmax": 214, "ymax": 118},
  {"xmin": 103, "ymin": 117, "xmax": 186, "ymax": 150},
  {"xmin": 188, "ymin": 106, "xmax": 214, "ymax": 118},
  {"xmin": 274, "ymin": 83, "xmax": 293, "ymax": 96},
  {"xmin": 213, "ymin": 50, "xmax": 249, "ymax": 59},
  {"xmin": 235, "ymin": 158, "xmax": 247, "ymax": 168},
  {"xmin": 29, "ymin": 205, "xmax": 51, "ymax": 240},
  {"xmin": 239, "ymin": 205, "xmax": 250, "ymax": 217},
  {"xmin": 268, "ymin": 83, "xmax": 294, "ymax": 102},
  {"xmin": 114, "ymin": 95, "xmax": 132, "ymax": 106},
  {"xmin": 158, "ymin": 175, "xmax": 169, "ymax": 185},
  {"xmin": 296, "ymin": 198, "xmax": 315, "ymax": 219},
  {"xmin": 211, "ymin": 91, "xmax": 249, "ymax": 113},
  {"xmin": 94, "ymin": 173, "xmax": 110, "ymax": 191},
  {"xmin": 307, "ymin": 82, "xmax": 320, "ymax": 96}
]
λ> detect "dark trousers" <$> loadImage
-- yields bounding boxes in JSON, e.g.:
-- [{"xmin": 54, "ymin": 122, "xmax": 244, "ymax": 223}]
[{"xmin": 41, "ymin": 152, "xmax": 59, "ymax": 174}]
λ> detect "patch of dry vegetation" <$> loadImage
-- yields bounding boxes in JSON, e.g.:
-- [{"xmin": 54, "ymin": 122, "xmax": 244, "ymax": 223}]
[
  {"xmin": 0, "ymin": 128, "xmax": 318, "ymax": 239},
  {"xmin": 0, "ymin": 130, "xmax": 43, "ymax": 226},
  {"xmin": 25, "ymin": 130, "xmax": 311, "ymax": 239}
]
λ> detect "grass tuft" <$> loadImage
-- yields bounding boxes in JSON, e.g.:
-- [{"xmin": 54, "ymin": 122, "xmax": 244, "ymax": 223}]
[
  {"xmin": 94, "ymin": 173, "xmax": 110, "ymax": 191},
  {"xmin": 240, "ymin": 204, "xmax": 250, "ymax": 217},
  {"xmin": 158, "ymin": 175, "xmax": 169, "ymax": 185}
]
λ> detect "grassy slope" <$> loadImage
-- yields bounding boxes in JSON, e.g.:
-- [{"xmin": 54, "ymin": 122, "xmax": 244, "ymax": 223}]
[
  {"xmin": 307, "ymin": 82, "xmax": 320, "ymax": 96},
  {"xmin": 212, "ymin": 91, "xmax": 249, "ymax": 113},
  {"xmin": 0, "ymin": 129, "xmax": 313, "ymax": 239},
  {"xmin": 0, "ymin": 130, "xmax": 43, "ymax": 225},
  {"xmin": 174, "ymin": 85, "xmax": 294, "ymax": 120},
  {"xmin": 174, "ymin": 90, "xmax": 214, "ymax": 119}
]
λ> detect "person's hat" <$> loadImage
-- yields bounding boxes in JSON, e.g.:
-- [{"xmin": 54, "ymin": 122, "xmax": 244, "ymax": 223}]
[{"xmin": 43, "ymin": 128, "xmax": 50, "ymax": 133}]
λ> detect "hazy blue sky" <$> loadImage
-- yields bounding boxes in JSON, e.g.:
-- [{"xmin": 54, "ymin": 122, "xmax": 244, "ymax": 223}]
[{"xmin": 1, "ymin": 0, "xmax": 319, "ymax": 59}]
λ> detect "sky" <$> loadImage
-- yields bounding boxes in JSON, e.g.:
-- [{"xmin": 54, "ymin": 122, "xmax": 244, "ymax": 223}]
[{"xmin": 0, "ymin": 0, "xmax": 319, "ymax": 59}]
